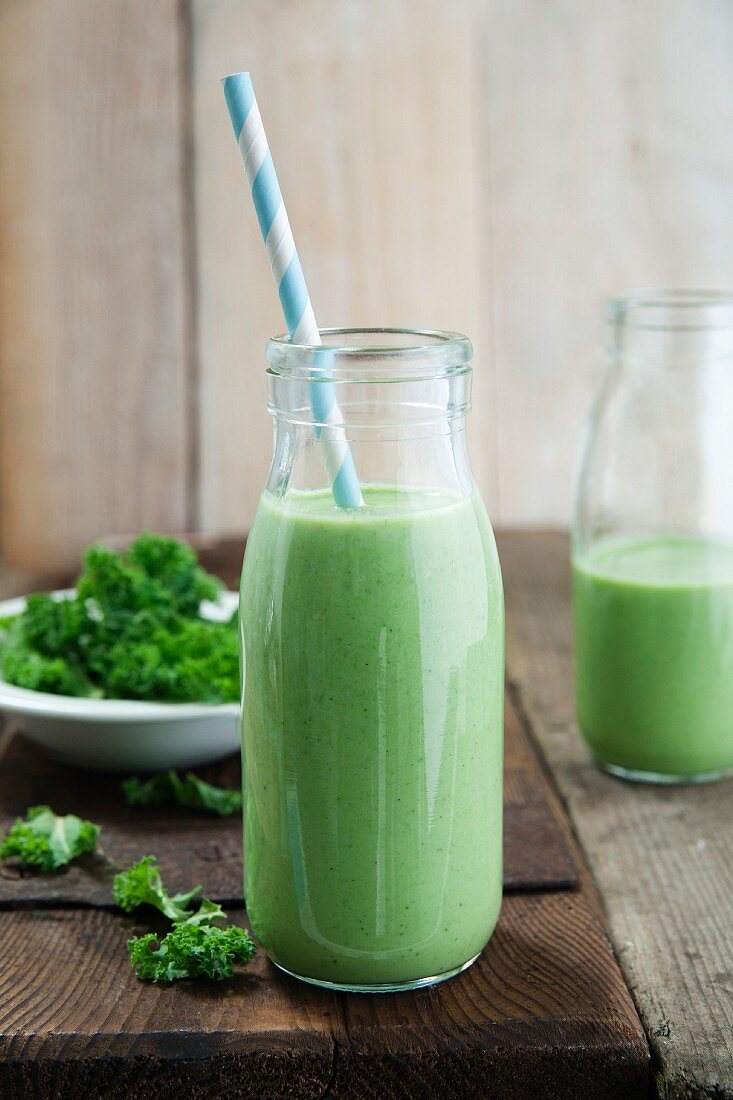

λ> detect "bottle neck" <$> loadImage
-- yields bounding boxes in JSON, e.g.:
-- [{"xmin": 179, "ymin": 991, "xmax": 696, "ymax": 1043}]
[
  {"xmin": 611, "ymin": 324, "xmax": 733, "ymax": 373},
  {"xmin": 575, "ymin": 291, "xmax": 733, "ymax": 550},
  {"xmin": 266, "ymin": 375, "xmax": 474, "ymax": 500},
  {"xmin": 608, "ymin": 290, "xmax": 733, "ymax": 373},
  {"xmin": 263, "ymin": 327, "xmax": 476, "ymax": 504}
]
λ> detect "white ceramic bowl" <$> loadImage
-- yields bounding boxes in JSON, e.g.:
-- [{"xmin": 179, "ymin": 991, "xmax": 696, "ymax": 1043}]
[{"xmin": 0, "ymin": 591, "xmax": 240, "ymax": 772}]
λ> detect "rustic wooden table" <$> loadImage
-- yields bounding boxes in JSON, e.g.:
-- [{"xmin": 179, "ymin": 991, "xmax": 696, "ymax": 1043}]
[
  {"xmin": 0, "ymin": 531, "xmax": 727, "ymax": 1098},
  {"xmin": 499, "ymin": 531, "xmax": 733, "ymax": 1100}
]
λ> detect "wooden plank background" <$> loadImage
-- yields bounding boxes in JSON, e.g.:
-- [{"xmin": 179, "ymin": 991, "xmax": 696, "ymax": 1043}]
[
  {"xmin": 0, "ymin": 0, "xmax": 191, "ymax": 571},
  {"xmin": 1, "ymin": 0, "xmax": 733, "ymax": 568}
]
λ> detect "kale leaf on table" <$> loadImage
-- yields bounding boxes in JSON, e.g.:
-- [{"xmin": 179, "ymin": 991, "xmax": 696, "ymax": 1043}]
[
  {"xmin": 115, "ymin": 855, "xmax": 256, "ymax": 982},
  {"xmin": 0, "ymin": 533, "xmax": 239, "ymax": 704},
  {"xmin": 113, "ymin": 855, "xmax": 204, "ymax": 922},
  {"xmin": 128, "ymin": 922, "xmax": 256, "ymax": 982},
  {"xmin": 0, "ymin": 805, "xmax": 100, "ymax": 871},
  {"xmin": 122, "ymin": 770, "xmax": 242, "ymax": 817}
]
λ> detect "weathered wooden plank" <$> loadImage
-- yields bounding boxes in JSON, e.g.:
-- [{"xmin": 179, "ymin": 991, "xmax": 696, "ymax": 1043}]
[
  {"xmin": 0, "ymin": 0, "xmax": 190, "ymax": 572},
  {"xmin": 503, "ymin": 690, "xmax": 577, "ymax": 892},
  {"xmin": 337, "ymin": 891, "xmax": 646, "ymax": 1099},
  {"xmin": 0, "ymin": 688, "xmax": 576, "ymax": 907},
  {"xmin": 0, "ymin": 559, "xmax": 648, "ymax": 1097},
  {"xmin": 0, "ymin": 0, "xmax": 731, "ymax": 566},
  {"xmin": 499, "ymin": 529, "xmax": 733, "ymax": 1100},
  {"xmin": 0, "ymin": 908, "xmax": 342, "ymax": 1100},
  {"xmin": 191, "ymin": 0, "xmax": 733, "ymax": 535},
  {"xmin": 0, "ymin": 889, "xmax": 647, "ymax": 1100},
  {"xmin": 190, "ymin": 0, "xmax": 498, "ymax": 535},
  {"xmin": 0, "ymin": 736, "xmax": 244, "ymax": 908},
  {"xmin": 480, "ymin": 0, "xmax": 733, "ymax": 525}
]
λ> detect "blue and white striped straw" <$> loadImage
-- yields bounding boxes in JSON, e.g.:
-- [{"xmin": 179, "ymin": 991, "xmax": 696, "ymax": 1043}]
[{"xmin": 221, "ymin": 71, "xmax": 363, "ymax": 508}]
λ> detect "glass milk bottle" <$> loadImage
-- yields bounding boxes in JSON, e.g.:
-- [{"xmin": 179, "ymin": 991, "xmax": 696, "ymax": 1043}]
[
  {"xmin": 240, "ymin": 328, "xmax": 504, "ymax": 991},
  {"xmin": 573, "ymin": 291, "xmax": 733, "ymax": 783}
]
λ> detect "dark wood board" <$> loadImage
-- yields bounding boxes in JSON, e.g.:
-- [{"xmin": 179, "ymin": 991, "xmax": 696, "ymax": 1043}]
[
  {"xmin": 0, "ymin": 736, "xmax": 244, "ymax": 908},
  {"xmin": 0, "ymin": 535, "xmax": 651, "ymax": 1097},
  {"xmin": 0, "ymin": 891, "xmax": 646, "ymax": 1099},
  {"xmin": 0, "ymin": 694, "xmax": 576, "ymax": 908}
]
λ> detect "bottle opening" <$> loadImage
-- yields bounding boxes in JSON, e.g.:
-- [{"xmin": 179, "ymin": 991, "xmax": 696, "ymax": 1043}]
[
  {"xmin": 607, "ymin": 289, "xmax": 733, "ymax": 331},
  {"xmin": 266, "ymin": 327, "xmax": 473, "ymax": 382}
]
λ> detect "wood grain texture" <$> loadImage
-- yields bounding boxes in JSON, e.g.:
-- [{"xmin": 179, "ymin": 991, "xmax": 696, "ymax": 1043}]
[
  {"xmin": 0, "ymin": 907, "xmax": 342, "ymax": 1100},
  {"xmin": 191, "ymin": 0, "xmax": 733, "ymax": 535},
  {"xmin": 0, "ymin": 737, "xmax": 244, "ymax": 908},
  {"xmin": 498, "ymin": 529, "xmax": 733, "ymax": 1100},
  {"xmin": 190, "ymin": 0, "xmax": 498, "ymax": 534},
  {"xmin": 0, "ymin": 608, "xmax": 648, "ymax": 1099},
  {"xmin": 480, "ymin": 0, "xmax": 733, "ymax": 524},
  {"xmin": 2, "ymin": 1, "xmax": 733, "ymax": 567},
  {"xmin": 0, "ymin": 0, "xmax": 190, "ymax": 571},
  {"xmin": 336, "ymin": 889, "xmax": 646, "ymax": 1100},
  {"xmin": 0, "ymin": 689, "xmax": 576, "ymax": 907},
  {"xmin": 0, "ymin": 894, "xmax": 646, "ymax": 1099},
  {"xmin": 503, "ymin": 691, "xmax": 577, "ymax": 892},
  {"xmin": 0, "ymin": 540, "xmax": 575, "ymax": 904}
]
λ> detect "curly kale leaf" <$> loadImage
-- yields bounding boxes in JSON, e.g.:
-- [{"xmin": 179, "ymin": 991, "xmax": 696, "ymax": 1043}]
[
  {"xmin": 116, "ymin": 853, "xmax": 253, "ymax": 983},
  {"xmin": 0, "ymin": 642, "xmax": 95, "ymax": 697},
  {"xmin": 126, "ymin": 533, "xmax": 221, "ymax": 614},
  {"xmin": 0, "ymin": 613, "xmax": 96, "ymax": 697},
  {"xmin": 0, "ymin": 806, "xmax": 100, "ymax": 871},
  {"xmin": 0, "ymin": 534, "xmax": 238, "ymax": 703},
  {"xmin": 121, "ymin": 772, "xmax": 177, "ymax": 807},
  {"xmin": 97, "ymin": 618, "xmax": 238, "ymax": 703},
  {"xmin": 182, "ymin": 897, "xmax": 228, "ymax": 927},
  {"xmin": 79, "ymin": 533, "xmax": 221, "ymax": 622},
  {"xmin": 22, "ymin": 594, "xmax": 88, "ymax": 658},
  {"xmin": 128, "ymin": 922, "xmax": 256, "ymax": 982}
]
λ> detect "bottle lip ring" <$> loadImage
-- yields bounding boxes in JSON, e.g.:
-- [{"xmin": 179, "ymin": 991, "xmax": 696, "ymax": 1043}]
[
  {"xmin": 266, "ymin": 327, "xmax": 473, "ymax": 380},
  {"xmin": 607, "ymin": 288, "xmax": 733, "ymax": 330}
]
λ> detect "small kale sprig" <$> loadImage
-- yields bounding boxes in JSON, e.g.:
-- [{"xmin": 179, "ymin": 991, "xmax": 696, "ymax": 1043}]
[
  {"xmin": 115, "ymin": 856, "xmax": 255, "ymax": 982},
  {"xmin": 113, "ymin": 855, "xmax": 204, "ymax": 922},
  {"xmin": 128, "ymin": 922, "xmax": 255, "ymax": 982},
  {"xmin": 0, "ymin": 806, "xmax": 100, "ymax": 871},
  {"xmin": 2, "ymin": 812, "xmax": 255, "ymax": 982},
  {"xmin": 122, "ymin": 771, "xmax": 242, "ymax": 817}
]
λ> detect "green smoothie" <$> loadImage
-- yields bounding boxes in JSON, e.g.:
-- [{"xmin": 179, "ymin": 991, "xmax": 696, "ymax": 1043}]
[
  {"xmin": 574, "ymin": 534, "xmax": 733, "ymax": 779},
  {"xmin": 240, "ymin": 485, "xmax": 504, "ymax": 988}
]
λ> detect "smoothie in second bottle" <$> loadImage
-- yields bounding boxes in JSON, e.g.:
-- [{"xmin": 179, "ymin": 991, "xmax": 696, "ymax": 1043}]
[
  {"xmin": 241, "ymin": 484, "xmax": 504, "ymax": 989},
  {"xmin": 574, "ymin": 534, "xmax": 733, "ymax": 779}
]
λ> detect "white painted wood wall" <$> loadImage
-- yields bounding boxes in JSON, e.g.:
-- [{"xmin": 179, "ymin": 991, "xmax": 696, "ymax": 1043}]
[{"xmin": 1, "ymin": 0, "xmax": 732, "ymax": 569}]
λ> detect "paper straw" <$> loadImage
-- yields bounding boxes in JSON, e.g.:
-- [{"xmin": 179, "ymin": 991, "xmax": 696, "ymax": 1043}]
[{"xmin": 221, "ymin": 71, "xmax": 363, "ymax": 508}]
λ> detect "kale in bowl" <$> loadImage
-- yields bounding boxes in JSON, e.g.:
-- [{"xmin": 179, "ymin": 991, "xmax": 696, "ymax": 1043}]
[{"xmin": 0, "ymin": 534, "xmax": 238, "ymax": 704}]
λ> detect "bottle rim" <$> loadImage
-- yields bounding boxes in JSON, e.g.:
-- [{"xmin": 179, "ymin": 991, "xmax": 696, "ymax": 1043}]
[
  {"xmin": 266, "ymin": 327, "xmax": 473, "ymax": 381},
  {"xmin": 607, "ymin": 289, "xmax": 733, "ymax": 331}
]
